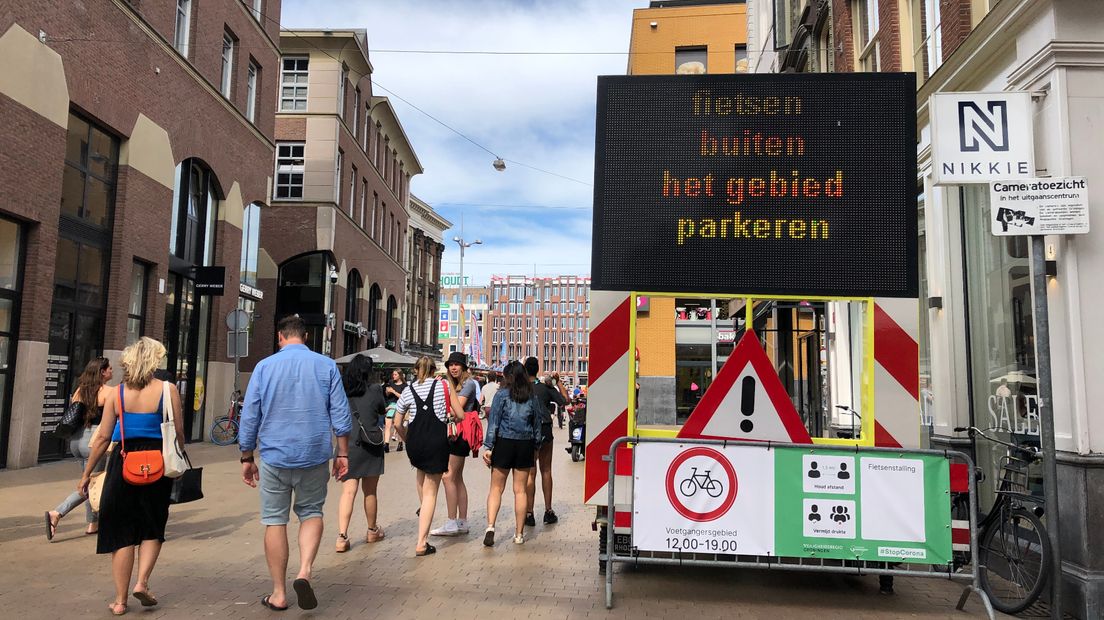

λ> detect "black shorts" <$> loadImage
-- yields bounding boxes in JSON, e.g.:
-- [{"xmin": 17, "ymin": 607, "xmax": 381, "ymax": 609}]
[
  {"xmin": 540, "ymin": 423, "xmax": 554, "ymax": 446},
  {"xmin": 449, "ymin": 435, "xmax": 474, "ymax": 458},
  {"xmin": 490, "ymin": 437, "xmax": 536, "ymax": 470}
]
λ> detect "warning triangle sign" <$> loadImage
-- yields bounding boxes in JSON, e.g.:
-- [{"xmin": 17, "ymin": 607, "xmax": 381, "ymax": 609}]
[{"xmin": 678, "ymin": 331, "xmax": 813, "ymax": 443}]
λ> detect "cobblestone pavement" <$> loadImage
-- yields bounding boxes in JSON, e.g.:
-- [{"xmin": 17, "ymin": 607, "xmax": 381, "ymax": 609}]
[{"xmin": 0, "ymin": 428, "xmax": 1003, "ymax": 619}]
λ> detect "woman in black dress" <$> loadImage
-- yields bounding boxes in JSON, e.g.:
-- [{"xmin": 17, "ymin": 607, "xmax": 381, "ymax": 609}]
[
  {"xmin": 78, "ymin": 337, "xmax": 184, "ymax": 616},
  {"xmin": 383, "ymin": 368, "xmax": 407, "ymax": 452},
  {"xmin": 393, "ymin": 356, "xmax": 463, "ymax": 556},
  {"xmin": 335, "ymin": 355, "xmax": 387, "ymax": 552}
]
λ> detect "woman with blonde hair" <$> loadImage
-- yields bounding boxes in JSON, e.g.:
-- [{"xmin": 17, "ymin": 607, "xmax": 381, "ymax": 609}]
[
  {"xmin": 393, "ymin": 355, "xmax": 463, "ymax": 556},
  {"xmin": 45, "ymin": 357, "xmax": 114, "ymax": 539},
  {"xmin": 78, "ymin": 337, "xmax": 184, "ymax": 616}
]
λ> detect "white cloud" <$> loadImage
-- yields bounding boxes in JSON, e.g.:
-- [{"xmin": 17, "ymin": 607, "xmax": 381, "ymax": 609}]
[{"xmin": 281, "ymin": 0, "xmax": 643, "ymax": 283}]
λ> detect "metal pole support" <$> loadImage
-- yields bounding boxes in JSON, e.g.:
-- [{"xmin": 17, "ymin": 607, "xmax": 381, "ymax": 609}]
[{"xmin": 1031, "ymin": 234, "xmax": 1063, "ymax": 619}]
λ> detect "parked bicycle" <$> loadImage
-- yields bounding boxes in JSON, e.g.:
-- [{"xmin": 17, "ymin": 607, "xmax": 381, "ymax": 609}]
[
  {"xmin": 210, "ymin": 389, "xmax": 243, "ymax": 446},
  {"xmin": 953, "ymin": 426, "xmax": 1050, "ymax": 614}
]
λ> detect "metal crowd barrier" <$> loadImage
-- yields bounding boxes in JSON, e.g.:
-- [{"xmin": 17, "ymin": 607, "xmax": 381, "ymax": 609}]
[{"xmin": 602, "ymin": 436, "xmax": 995, "ymax": 619}]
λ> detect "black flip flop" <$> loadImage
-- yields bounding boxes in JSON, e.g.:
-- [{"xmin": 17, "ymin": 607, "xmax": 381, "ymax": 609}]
[
  {"xmin": 292, "ymin": 578, "xmax": 318, "ymax": 610},
  {"xmin": 132, "ymin": 591, "xmax": 158, "ymax": 607},
  {"xmin": 415, "ymin": 543, "xmax": 437, "ymax": 557},
  {"xmin": 260, "ymin": 595, "xmax": 288, "ymax": 611},
  {"xmin": 44, "ymin": 512, "xmax": 55, "ymax": 541}
]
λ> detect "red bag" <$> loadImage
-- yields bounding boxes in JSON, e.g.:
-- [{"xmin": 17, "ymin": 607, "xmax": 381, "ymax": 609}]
[{"xmin": 118, "ymin": 385, "xmax": 164, "ymax": 486}]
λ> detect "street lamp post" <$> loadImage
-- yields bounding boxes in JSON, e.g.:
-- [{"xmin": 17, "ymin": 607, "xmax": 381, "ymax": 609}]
[{"xmin": 453, "ymin": 234, "xmax": 482, "ymax": 356}]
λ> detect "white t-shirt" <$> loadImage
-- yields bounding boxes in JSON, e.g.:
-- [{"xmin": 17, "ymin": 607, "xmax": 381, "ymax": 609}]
[{"xmin": 395, "ymin": 379, "xmax": 448, "ymax": 424}]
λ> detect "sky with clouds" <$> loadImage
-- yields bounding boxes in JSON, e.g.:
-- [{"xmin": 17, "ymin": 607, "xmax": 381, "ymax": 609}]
[{"xmin": 281, "ymin": 0, "xmax": 645, "ymax": 286}]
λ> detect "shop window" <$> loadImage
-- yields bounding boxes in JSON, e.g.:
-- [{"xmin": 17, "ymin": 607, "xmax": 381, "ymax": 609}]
[
  {"xmin": 386, "ymin": 295, "xmax": 398, "ymax": 349},
  {"xmin": 344, "ymin": 270, "xmax": 363, "ymax": 354},
  {"xmin": 126, "ymin": 262, "xmax": 148, "ymax": 345},
  {"xmin": 240, "ymin": 202, "xmax": 261, "ymax": 288},
  {"xmin": 367, "ymin": 284, "xmax": 382, "ymax": 345},
  {"xmin": 961, "ymin": 186, "xmax": 1040, "ymax": 510},
  {"xmin": 279, "ymin": 56, "xmax": 309, "ymax": 111},
  {"xmin": 275, "ymin": 143, "xmax": 305, "ymax": 199}
]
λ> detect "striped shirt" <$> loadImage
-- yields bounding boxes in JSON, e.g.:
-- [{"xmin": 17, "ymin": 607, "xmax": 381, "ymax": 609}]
[{"xmin": 395, "ymin": 379, "xmax": 449, "ymax": 424}]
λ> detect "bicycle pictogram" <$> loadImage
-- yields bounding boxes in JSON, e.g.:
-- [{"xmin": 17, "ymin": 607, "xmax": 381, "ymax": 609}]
[{"xmin": 678, "ymin": 467, "xmax": 724, "ymax": 498}]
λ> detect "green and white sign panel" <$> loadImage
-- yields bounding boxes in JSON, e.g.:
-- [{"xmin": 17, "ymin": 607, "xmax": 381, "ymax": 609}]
[{"xmin": 632, "ymin": 443, "xmax": 952, "ymax": 565}]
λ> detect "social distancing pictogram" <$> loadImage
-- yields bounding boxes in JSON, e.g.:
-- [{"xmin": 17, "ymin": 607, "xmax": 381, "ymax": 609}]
[{"xmin": 678, "ymin": 331, "xmax": 813, "ymax": 443}]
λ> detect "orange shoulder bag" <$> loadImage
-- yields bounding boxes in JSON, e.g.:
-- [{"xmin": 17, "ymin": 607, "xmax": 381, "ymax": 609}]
[{"xmin": 118, "ymin": 384, "xmax": 165, "ymax": 485}]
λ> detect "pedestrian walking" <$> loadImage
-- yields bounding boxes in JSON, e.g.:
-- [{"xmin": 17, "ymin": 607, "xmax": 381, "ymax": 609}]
[
  {"xmin": 482, "ymin": 361, "xmax": 543, "ymax": 546},
  {"xmin": 335, "ymin": 355, "xmax": 386, "ymax": 553},
  {"xmin": 46, "ymin": 357, "xmax": 113, "ymax": 540},
  {"xmin": 431, "ymin": 352, "xmax": 482, "ymax": 538},
  {"xmin": 523, "ymin": 358, "xmax": 566, "ymax": 526},
  {"xmin": 480, "ymin": 372, "xmax": 500, "ymax": 418},
  {"xmin": 77, "ymin": 338, "xmax": 183, "ymax": 616},
  {"xmin": 393, "ymin": 356, "xmax": 464, "ymax": 556},
  {"xmin": 384, "ymin": 368, "xmax": 407, "ymax": 452},
  {"xmin": 237, "ymin": 315, "xmax": 352, "ymax": 611}
]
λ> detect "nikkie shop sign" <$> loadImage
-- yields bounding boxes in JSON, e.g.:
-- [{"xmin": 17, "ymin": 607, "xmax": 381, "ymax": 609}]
[{"xmin": 930, "ymin": 91, "xmax": 1035, "ymax": 185}]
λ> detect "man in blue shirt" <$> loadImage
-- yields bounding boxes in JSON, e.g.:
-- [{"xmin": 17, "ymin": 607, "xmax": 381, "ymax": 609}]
[{"xmin": 239, "ymin": 315, "xmax": 352, "ymax": 611}]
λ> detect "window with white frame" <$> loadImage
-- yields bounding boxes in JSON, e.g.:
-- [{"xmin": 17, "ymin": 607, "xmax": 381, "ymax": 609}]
[
  {"xmin": 854, "ymin": 0, "xmax": 880, "ymax": 71},
  {"xmin": 922, "ymin": 0, "xmax": 943, "ymax": 78},
  {"xmin": 251, "ymin": 0, "xmax": 263, "ymax": 21},
  {"xmin": 245, "ymin": 61, "xmax": 259, "ymax": 122},
  {"xmin": 348, "ymin": 164, "xmax": 357, "ymax": 217},
  {"xmin": 359, "ymin": 179, "xmax": 367, "ymax": 227},
  {"xmin": 353, "ymin": 87, "xmax": 360, "ymax": 138},
  {"xmin": 338, "ymin": 64, "xmax": 349, "ymax": 119},
  {"xmin": 274, "ymin": 143, "xmax": 305, "ymax": 199},
  {"xmin": 220, "ymin": 33, "xmax": 235, "ymax": 98},
  {"xmin": 174, "ymin": 0, "xmax": 191, "ymax": 56},
  {"xmin": 335, "ymin": 149, "xmax": 344, "ymax": 208},
  {"xmin": 280, "ymin": 56, "xmax": 308, "ymax": 111},
  {"xmin": 371, "ymin": 192, "xmax": 378, "ymax": 238}
]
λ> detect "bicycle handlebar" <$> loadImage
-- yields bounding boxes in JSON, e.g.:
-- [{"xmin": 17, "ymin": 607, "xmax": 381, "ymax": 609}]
[{"xmin": 956, "ymin": 426, "xmax": 1041, "ymax": 458}]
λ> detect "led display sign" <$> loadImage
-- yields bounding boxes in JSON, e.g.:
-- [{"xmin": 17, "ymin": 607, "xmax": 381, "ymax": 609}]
[{"xmin": 591, "ymin": 73, "xmax": 917, "ymax": 297}]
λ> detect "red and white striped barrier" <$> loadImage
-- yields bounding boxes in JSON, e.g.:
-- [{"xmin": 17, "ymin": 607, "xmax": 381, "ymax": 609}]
[{"xmin": 873, "ymin": 297, "xmax": 921, "ymax": 450}]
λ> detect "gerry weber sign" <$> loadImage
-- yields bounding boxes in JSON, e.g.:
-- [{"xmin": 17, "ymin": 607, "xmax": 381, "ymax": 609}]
[{"xmin": 931, "ymin": 92, "xmax": 1035, "ymax": 185}]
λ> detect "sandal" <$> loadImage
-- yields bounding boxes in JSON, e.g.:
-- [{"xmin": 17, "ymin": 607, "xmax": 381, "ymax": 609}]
[
  {"xmin": 260, "ymin": 595, "xmax": 289, "ymax": 611},
  {"xmin": 365, "ymin": 526, "xmax": 385, "ymax": 543},
  {"xmin": 335, "ymin": 533, "xmax": 350, "ymax": 553},
  {"xmin": 292, "ymin": 578, "xmax": 318, "ymax": 610},
  {"xmin": 44, "ymin": 511, "xmax": 57, "ymax": 541},
  {"xmin": 108, "ymin": 602, "xmax": 128, "ymax": 616},
  {"xmin": 132, "ymin": 590, "xmax": 158, "ymax": 607},
  {"xmin": 415, "ymin": 543, "xmax": 436, "ymax": 557}
]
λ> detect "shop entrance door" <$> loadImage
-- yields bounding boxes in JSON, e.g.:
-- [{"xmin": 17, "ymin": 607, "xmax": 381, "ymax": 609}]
[{"xmin": 161, "ymin": 272, "xmax": 200, "ymax": 436}]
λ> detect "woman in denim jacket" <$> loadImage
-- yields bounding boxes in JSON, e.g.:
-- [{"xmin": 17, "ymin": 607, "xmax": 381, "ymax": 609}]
[{"xmin": 481, "ymin": 361, "xmax": 543, "ymax": 546}]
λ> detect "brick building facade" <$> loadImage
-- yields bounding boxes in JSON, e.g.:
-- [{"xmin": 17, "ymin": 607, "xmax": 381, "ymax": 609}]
[
  {"xmin": 0, "ymin": 0, "xmax": 280, "ymax": 467},
  {"xmin": 403, "ymin": 195, "xmax": 449, "ymax": 359},
  {"xmin": 250, "ymin": 30, "xmax": 421, "ymax": 370}
]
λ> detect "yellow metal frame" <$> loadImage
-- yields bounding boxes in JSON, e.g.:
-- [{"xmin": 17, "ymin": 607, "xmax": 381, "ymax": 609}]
[{"xmin": 628, "ymin": 291, "xmax": 876, "ymax": 446}]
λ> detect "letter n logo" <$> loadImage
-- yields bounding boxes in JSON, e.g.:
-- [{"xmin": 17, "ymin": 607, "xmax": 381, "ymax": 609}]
[{"xmin": 958, "ymin": 100, "xmax": 1010, "ymax": 152}]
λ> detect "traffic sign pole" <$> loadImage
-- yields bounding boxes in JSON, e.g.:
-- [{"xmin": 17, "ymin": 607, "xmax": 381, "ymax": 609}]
[{"xmin": 1031, "ymin": 234, "xmax": 1062, "ymax": 619}]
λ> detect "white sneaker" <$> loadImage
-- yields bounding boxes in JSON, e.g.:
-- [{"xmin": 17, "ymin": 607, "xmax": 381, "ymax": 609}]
[
  {"xmin": 430, "ymin": 520, "xmax": 460, "ymax": 537},
  {"xmin": 456, "ymin": 519, "xmax": 470, "ymax": 534},
  {"xmin": 513, "ymin": 534, "xmax": 525, "ymax": 545}
]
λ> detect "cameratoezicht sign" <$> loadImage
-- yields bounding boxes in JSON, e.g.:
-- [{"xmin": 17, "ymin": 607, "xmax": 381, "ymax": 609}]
[
  {"xmin": 591, "ymin": 73, "xmax": 917, "ymax": 298},
  {"xmin": 990, "ymin": 176, "xmax": 1090, "ymax": 236}
]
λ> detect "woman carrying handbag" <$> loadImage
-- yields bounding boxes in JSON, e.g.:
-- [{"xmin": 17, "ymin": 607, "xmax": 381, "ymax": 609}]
[{"xmin": 78, "ymin": 338, "xmax": 184, "ymax": 616}]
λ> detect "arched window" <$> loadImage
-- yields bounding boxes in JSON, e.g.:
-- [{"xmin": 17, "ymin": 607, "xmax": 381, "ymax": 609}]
[
  {"xmin": 343, "ymin": 269, "xmax": 362, "ymax": 354},
  {"xmin": 385, "ymin": 295, "xmax": 398, "ymax": 349},
  {"xmin": 367, "ymin": 283, "xmax": 382, "ymax": 346}
]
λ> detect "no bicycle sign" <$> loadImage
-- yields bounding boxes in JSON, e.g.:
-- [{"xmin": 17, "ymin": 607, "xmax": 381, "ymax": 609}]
[{"xmin": 632, "ymin": 443, "xmax": 952, "ymax": 565}]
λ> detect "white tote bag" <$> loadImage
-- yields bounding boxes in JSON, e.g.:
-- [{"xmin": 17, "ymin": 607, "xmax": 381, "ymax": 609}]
[{"xmin": 161, "ymin": 381, "xmax": 188, "ymax": 478}]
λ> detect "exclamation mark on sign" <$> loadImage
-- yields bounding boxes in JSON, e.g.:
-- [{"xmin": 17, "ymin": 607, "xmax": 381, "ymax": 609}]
[{"xmin": 740, "ymin": 376, "xmax": 755, "ymax": 433}]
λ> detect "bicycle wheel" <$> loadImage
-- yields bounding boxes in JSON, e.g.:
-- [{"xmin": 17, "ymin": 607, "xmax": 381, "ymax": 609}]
[
  {"xmin": 679, "ymin": 478, "xmax": 698, "ymax": 497},
  {"xmin": 978, "ymin": 506, "xmax": 1051, "ymax": 614},
  {"xmin": 210, "ymin": 417, "xmax": 239, "ymax": 446},
  {"xmin": 704, "ymin": 478, "xmax": 724, "ymax": 498}
]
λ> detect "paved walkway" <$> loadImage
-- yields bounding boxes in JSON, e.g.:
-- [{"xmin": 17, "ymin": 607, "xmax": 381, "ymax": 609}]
[{"xmin": 0, "ymin": 427, "xmax": 1002, "ymax": 618}]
